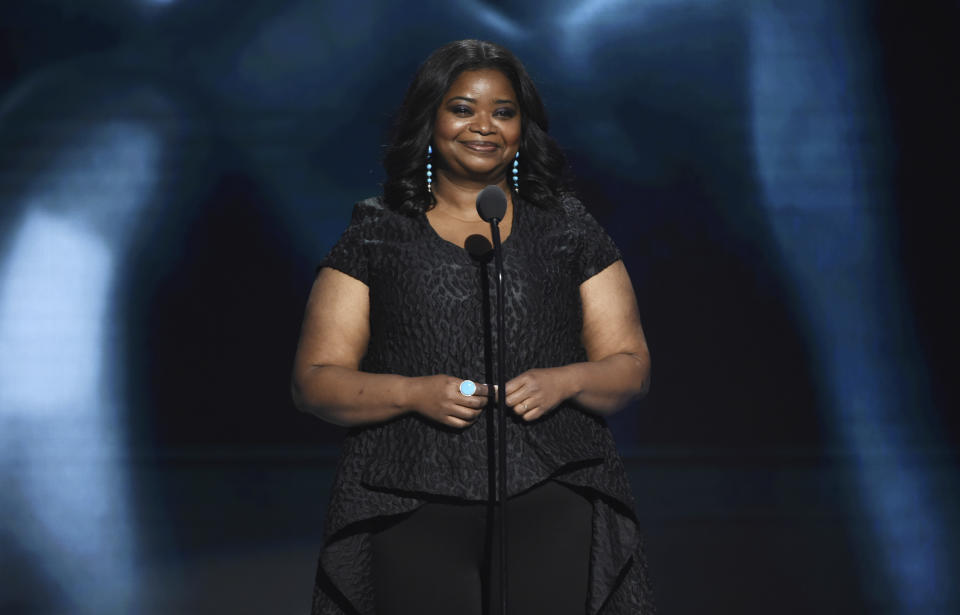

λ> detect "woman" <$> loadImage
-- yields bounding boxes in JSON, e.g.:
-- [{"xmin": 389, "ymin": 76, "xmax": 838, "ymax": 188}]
[{"xmin": 292, "ymin": 39, "xmax": 653, "ymax": 615}]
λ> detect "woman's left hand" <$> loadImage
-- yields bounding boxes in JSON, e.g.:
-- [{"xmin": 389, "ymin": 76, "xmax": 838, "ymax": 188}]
[{"xmin": 504, "ymin": 367, "xmax": 574, "ymax": 422}]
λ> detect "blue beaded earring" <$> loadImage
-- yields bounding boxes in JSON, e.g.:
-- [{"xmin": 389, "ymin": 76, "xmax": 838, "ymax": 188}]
[
  {"xmin": 511, "ymin": 151, "xmax": 519, "ymax": 193},
  {"xmin": 426, "ymin": 145, "xmax": 433, "ymax": 193}
]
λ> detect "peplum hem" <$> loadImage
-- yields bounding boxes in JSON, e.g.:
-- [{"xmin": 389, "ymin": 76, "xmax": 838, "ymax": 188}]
[
  {"xmin": 311, "ymin": 410, "xmax": 654, "ymax": 615},
  {"xmin": 311, "ymin": 475, "xmax": 653, "ymax": 614}
]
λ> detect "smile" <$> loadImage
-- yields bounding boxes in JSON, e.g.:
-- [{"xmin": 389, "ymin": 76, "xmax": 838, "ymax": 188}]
[{"xmin": 460, "ymin": 141, "xmax": 500, "ymax": 152}]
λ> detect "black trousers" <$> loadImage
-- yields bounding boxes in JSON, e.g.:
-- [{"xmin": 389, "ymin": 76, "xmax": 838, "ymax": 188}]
[{"xmin": 370, "ymin": 479, "xmax": 592, "ymax": 615}]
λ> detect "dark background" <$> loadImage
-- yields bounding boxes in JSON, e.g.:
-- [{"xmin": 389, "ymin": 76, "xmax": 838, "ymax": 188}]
[{"xmin": 0, "ymin": 1, "xmax": 957, "ymax": 613}]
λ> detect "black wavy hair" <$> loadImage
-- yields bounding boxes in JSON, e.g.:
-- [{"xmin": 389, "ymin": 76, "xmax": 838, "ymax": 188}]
[{"xmin": 383, "ymin": 39, "xmax": 571, "ymax": 215}]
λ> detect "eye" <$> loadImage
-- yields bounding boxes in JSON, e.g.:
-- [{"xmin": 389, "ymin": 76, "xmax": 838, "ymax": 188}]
[
  {"xmin": 494, "ymin": 108, "xmax": 517, "ymax": 119},
  {"xmin": 451, "ymin": 105, "xmax": 472, "ymax": 115}
]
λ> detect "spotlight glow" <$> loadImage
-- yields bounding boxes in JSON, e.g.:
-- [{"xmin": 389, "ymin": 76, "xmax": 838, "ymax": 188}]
[
  {"xmin": 748, "ymin": 2, "xmax": 952, "ymax": 611},
  {"xmin": 466, "ymin": 1, "xmax": 526, "ymax": 39},
  {"xmin": 0, "ymin": 121, "xmax": 161, "ymax": 614}
]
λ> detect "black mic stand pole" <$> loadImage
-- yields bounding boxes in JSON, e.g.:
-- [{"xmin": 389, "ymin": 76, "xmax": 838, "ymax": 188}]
[
  {"xmin": 476, "ymin": 184, "xmax": 510, "ymax": 615},
  {"xmin": 487, "ymin": 216, "xmax": 509, "ymax": 615}
]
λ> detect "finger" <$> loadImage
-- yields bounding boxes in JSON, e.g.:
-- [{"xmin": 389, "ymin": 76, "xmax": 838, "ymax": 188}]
[
  {"xmin": 512, "ymin": 399, "xmax": 535, "ymax": 416},
  {"xmin": 504, "ymin": 376, "xmax": 527, "ymax": 396},
  {"xmin": 453, "ymin": 385, "xmax": 487, "ymax": 407},
  {"xmin": 505, "ymin": 386, "xmax": 531, "ymax": 407},
  {"xmin": 521, "ymin": 406, "xmax": 543, "ymax": 421},
  {"xmin": 474, "ymin": 383, "xmax": 492, "ymax": 398},
  {"xmin": 445, "ymin": 416, "xmax": 472, "ymax": 429},
  {"xmin": 450, "ymin": 403, "xmax": 483, "ymax": 419},
  {"xmin": 462, "ymin": 395, "xmax": 487, "ymax": 409},
  {"xmin": 457, "ymin": 395, "xmax": 486, "ymax": 410}
]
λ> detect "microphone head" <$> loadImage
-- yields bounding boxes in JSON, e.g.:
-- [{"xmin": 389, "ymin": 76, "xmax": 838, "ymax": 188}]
[
  {"xmin": 464, "ymin": 233, "xmax": 493, "ymax": 263},
  {"xmin": 476, "ymin": 185, "xmax": 507, "ymax": 222}
]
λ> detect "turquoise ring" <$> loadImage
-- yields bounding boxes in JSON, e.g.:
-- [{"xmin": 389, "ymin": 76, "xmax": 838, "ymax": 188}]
[{"xmin": 459, "ymin": 380, "xmax": 477, "ymax": 396}]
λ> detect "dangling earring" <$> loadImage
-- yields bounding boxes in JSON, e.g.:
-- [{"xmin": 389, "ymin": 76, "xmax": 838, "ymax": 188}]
[
  {"xmin": 426, "ymin": 145, "xmax": 433, "ymax": 193},
  {"xmin": 511, "ymin": 151, "xmax": 520, "ymax": 193}
]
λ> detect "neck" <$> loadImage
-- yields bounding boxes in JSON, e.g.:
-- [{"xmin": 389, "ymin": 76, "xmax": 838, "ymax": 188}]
[{"xmin": 432, "ymin": 172, "xmax": 513, "ymax": 218}]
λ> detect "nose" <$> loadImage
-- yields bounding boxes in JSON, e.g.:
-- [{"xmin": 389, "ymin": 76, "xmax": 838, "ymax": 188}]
[{"xmin": 470, "ymin": 112, "xmax": 495, "ymax": 135}]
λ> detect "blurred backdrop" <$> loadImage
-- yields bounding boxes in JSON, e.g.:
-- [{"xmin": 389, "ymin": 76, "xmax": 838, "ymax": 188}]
[{"xmin": 1, "ymin": 0, "xmax": 957, "ymax": 613}]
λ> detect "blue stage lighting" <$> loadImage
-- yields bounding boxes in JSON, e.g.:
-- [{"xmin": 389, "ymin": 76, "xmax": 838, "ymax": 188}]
[
  {"xmin": 0, "ymin": 120, "xmax": 161, "ymax": 614},
  {"xmin": 748, "ymin": 2, "xmax": 954, "ymax": 611}
]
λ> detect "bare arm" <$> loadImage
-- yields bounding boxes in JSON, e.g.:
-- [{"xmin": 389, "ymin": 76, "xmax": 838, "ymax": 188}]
[
  {"xmin": 291, "ymin": 268, "xmax": 487, "ymax": 428},
  {"xmin": 505, "ymin": 260, "xmax": 650, "ymax": 420}
]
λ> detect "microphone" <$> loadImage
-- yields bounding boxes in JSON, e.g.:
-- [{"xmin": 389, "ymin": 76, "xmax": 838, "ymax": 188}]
[
  {"xmin": 476, "ymin": 185, "xmax": 508, "ymax": 222},
  {"xmin": 464, "ymin": 234, "xmax": 493, "ymax": 263},
  {"xmin": 475, "ymin": 184, "xmax": 509, "ymax": 615}
]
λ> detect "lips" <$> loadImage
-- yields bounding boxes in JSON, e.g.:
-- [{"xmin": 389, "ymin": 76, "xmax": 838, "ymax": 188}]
[{"xmin": 461, "ymin": 141, "xmax": 500, "ymax": 152}]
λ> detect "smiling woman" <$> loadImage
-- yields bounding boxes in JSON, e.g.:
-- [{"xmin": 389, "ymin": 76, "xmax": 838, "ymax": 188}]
[
  {"xmin": 432, "ymin": 69, "xmax": 521, "ymax": 185},
  {"xmin": 426, "ymin": 69, "xmax": 522, "ymax": 249},
  {"xmin": 291, "ymin": 39, "xmax": 653, "ymax": 615}
]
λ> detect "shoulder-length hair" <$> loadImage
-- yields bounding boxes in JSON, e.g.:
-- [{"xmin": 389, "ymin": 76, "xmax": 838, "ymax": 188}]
[{"xmin": 383, "ymin": 39, "xmax": 570, "ymax": 215}]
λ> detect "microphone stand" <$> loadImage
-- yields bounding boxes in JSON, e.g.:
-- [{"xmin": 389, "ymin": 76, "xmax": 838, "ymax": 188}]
[
  {"xmin": 487, "ymin": 217, "xmax": 508, "ymax": 615},
  {"xmin": 476, "ymin": 184, "xmax": 510, "ymax": 615},
  {"xmin": 464, "ymin": 234, "xmax": 498, "ymax": 615}
]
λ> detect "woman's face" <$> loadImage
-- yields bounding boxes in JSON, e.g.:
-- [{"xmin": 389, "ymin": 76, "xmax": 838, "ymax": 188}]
[{"xmin": 432, "ymin": 68, "xmax": 521, "ymax": 186}]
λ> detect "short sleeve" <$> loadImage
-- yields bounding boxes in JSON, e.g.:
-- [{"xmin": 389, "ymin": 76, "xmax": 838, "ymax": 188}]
[
  {"xmin": 563, "ymin": 196, "xmax": 622, "ymax": 284},
  {"xmin": 317, "ymin": 199, "xmax": 379, "ymax": 285}
]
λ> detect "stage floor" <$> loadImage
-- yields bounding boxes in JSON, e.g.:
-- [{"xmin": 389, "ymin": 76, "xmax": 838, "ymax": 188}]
[{"xmin": 6, "ymin": 447, "xmax": 958, "ymax": 614}]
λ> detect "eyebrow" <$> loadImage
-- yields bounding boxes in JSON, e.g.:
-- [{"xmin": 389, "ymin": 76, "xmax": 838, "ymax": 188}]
[{"xmin": 446, "ymin": 96, "xmax": 517, "ymax": 105}]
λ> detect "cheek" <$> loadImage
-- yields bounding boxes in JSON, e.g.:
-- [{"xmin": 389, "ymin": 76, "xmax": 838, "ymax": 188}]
[
  {"xmin": 434, "ymin": 117, "xmax": 467, "ymax": 141},
  {"xmin": 506, "ymin": 122, "xmax": 522, "ymax": 146}
]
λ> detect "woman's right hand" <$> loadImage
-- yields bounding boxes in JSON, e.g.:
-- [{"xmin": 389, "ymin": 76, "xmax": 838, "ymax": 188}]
[
  {"xmin": 407, "ymin": 375, "xmax": 490, "ymax": 429},
  {"xmin": 293, "ymin": 269, "xmax": 492, "ymax": 428}
]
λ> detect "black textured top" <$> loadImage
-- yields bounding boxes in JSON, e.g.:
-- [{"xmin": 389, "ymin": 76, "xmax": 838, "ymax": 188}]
[{"xmin": 311, "ymin": 195, "xmax": 654, "ymax": 615}]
